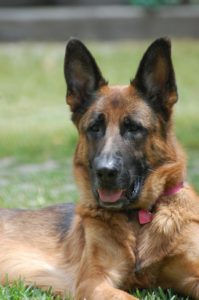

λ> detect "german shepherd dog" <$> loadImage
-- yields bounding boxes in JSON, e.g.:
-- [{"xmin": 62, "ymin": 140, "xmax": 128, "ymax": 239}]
[{"xmin": 1, "ymin": 38, "xmax": 199, "ymax": 300}]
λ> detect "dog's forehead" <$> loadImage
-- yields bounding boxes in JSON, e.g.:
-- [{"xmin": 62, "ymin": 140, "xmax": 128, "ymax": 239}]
[{"xmin": 90, "ymin": 85, "xmax": 153, "ymax": 126}]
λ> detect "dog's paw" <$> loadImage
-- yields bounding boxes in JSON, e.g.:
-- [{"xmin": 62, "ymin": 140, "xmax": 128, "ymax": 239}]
[{"xmin": 93, "ymin": 285, "xmax": 139, "ymax": 300}]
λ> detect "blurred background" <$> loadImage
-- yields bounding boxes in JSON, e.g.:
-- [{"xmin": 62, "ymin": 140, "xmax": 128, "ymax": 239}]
[
  {"xmin": 0, "ymin": 1, "xmax": 198, "ymax": 298},
  {"xmin": 0, "ymin": 0, "xmax": 199, "ymax": 40}
]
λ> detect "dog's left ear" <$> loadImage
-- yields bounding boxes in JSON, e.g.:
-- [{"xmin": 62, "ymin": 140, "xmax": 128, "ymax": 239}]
[
  {"xmin": 132, "ymin": 38, "xmax": 177, "ymax": 120},
  {"xmin": 64, "ymin": 38, "xmax": 107, "ymax": 115}
]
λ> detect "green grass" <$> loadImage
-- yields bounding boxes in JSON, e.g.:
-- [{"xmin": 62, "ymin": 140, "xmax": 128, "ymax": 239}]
[
  {"xmin": 0, "ymin": 280, "xmax": 61, "ymax": 300},
  {"xmin": 0, "ymin": 40, "xmax": 199, "ymax": 299}
]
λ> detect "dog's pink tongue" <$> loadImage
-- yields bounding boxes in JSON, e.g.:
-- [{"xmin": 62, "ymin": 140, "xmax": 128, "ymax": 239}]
[{"xmin": 98, "ymin": 189, "xmax": 123, "ymax": 203}]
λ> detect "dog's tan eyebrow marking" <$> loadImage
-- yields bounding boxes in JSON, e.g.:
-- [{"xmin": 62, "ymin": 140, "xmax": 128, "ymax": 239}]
[{"xmin": 131, "ymin": 101, "xmax": 154, "ymax": 129}]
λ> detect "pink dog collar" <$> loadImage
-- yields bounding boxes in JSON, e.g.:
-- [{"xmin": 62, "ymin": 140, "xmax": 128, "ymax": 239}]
[
  {"xmin": 161, "ymin": 182, "xmax": 184, "ymax": 197},
  {"xmin": 138, "ymin": 182, "xmax": 184, "ymax": 225}
]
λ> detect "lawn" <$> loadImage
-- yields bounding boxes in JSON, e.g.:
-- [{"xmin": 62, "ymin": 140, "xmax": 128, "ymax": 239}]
[{"xmin": 0, "ymin": 40, "xmax": 199, "ymax": 299}]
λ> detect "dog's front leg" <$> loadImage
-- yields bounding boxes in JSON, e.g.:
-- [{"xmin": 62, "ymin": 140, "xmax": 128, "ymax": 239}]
[
  {"xmin": 74, "ymin": 217, "xmax": 138, "ymax": 300},
  {"xmin": 75, "ymin": 247, "xmax": 139, "ymax": 300}
]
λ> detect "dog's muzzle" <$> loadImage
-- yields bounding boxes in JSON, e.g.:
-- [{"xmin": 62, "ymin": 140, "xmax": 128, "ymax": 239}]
[{"xmin": 91, "ymin": 154, "xmax": 143, "ymax": 208}]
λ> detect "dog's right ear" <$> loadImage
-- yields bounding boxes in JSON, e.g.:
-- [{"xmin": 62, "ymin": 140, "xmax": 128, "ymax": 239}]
[{"xmin": 64, "ymin": 39, "xmax": 107, "ymax": 116}]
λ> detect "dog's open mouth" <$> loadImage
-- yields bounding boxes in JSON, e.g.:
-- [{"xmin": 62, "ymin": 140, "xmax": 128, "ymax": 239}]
[{"xmin": 97, "ymin": 177, "xmax": 142, "ymax": 208}]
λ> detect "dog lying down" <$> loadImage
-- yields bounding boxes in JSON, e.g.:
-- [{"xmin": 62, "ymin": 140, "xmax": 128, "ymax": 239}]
[{"xmin": 0, "ymin": 38, "xmax": 199, "ymax": 300}]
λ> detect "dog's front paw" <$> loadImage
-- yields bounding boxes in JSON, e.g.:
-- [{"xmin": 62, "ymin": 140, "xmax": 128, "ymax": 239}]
[{"xmin": 94, "ymin": 286, "xmax": 139, "ymax": 300}]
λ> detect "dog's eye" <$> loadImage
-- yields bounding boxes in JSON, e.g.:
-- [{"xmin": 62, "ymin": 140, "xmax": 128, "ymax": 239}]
[
  {"xmin": 87, "ymin": 113, "xmax": 105, "ymax": 137},
  {"xmin": 121, "ymin": 118, "xmax": 146, "ymax": 139},
  {"xmin": 125, "ymin": 122, "xmax": 140, "ymax": 133},
  {"xmin": 123, "ymin": 119, "xmax": 141, "ymax": 133},
  {"xmin": 88, "ymin": 123, "xmax": 101, "ymax": 133}
]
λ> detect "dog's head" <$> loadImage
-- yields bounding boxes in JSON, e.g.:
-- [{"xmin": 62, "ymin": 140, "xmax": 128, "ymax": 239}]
[{"xmin": 64, "ymin": 38, "xmax": 184, "ymax": 210}]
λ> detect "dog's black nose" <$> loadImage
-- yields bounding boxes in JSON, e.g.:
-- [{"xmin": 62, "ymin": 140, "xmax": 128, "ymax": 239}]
[
  {"xmin": 94, "ymin": 155, "xmax": 120, "ymax": 181},
  {"xmin": 97, "ymin": 166, "xmax": 118, "ymax": 180}
]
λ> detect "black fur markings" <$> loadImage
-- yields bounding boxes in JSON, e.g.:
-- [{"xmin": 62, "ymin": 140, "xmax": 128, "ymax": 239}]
[
  {"xmin": 132, "ymin": 38, "xmax": 177, "ymax": 121},
  {"xmin": 64, "ymin": 38, "xmax": 107, "ymax": 121},
  {"xmin": 54, "ymin": 203, "xmax": 75, "ymax": 241}
]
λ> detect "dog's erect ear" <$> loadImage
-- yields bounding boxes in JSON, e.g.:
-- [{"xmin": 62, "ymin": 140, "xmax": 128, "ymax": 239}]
[
  {"xmin": 64, "ymin": 39, "xmax": 107, "ymax": 114},
  {"xmin": 132, "ymin": 38, "xmax": 177, "ymax": 120}
]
